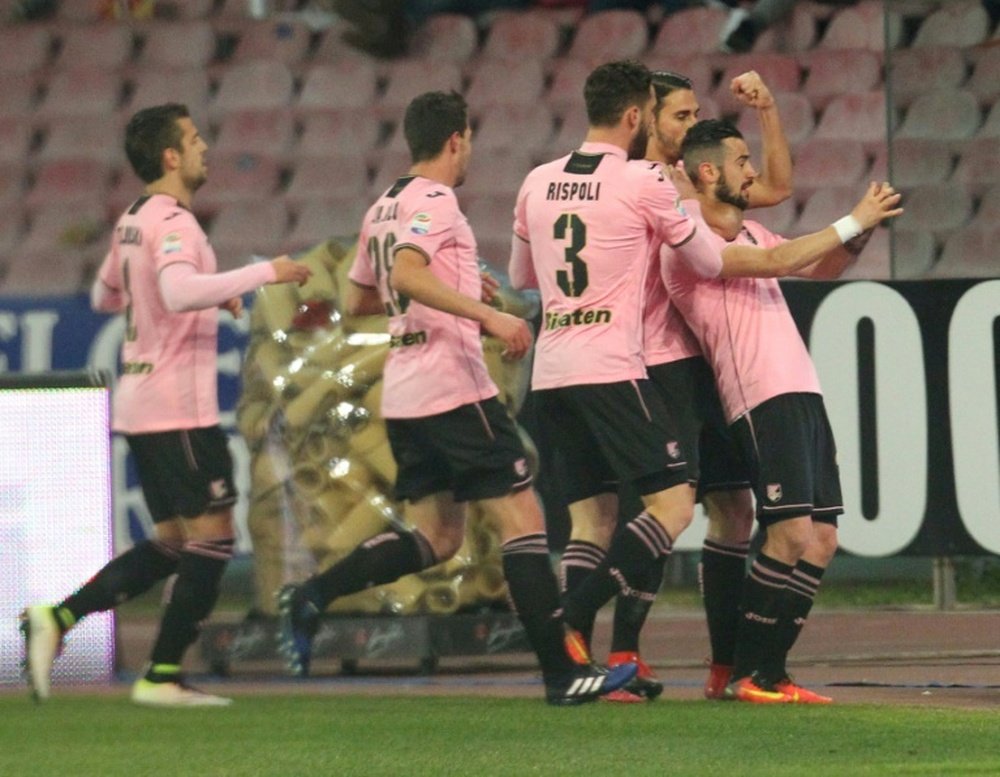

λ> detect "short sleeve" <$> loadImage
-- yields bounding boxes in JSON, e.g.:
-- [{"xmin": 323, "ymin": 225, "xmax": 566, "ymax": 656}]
[
  {"xmin": 349, "ymin": 226, "xmax": 377, "ymax": 288},
  {"xmin": 636, "ymin": 169, "xmax": 695, "ymax": 248},
  {"xmin": 393, "ymin": 188, "xmax": 459, "ymax": 263}
]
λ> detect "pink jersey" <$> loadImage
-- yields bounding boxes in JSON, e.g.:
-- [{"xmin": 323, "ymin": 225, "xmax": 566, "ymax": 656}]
[
  {"xmin": 512, "ymin": 142, "xmax": 719, "ymax": 390},
  {"xmin": 349, "ymin": 175, "xmax": 497, "ymax": 419},
  {"xmin": 661, "ymin": 220, "xmax": 822, "ymax": 423},
  {"xmin": 95, "ymin": 194, "xmax": 270, "ymax": 434},
  {"xmin": 637, "ymin": 161, "xmax": 702, "ymax": 367}
]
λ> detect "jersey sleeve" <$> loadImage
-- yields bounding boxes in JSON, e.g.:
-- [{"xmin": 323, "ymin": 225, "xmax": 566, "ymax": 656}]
[
  {"xmin": 392, "ymin": 188, "xmax": 459, "ymax": 264},
  {"xmin": 349, "ymin": 224, "xmax": 377, "ymax": 288},
  {"xmin": 745, "ymin": 220, "xmax": 787, "ymax": 249},
  {"xmin": 92, "ymin": 245, "xmax": 126, "ymax": 312},
  {"xmin": 152, "ymin": 210, "xmax": 203, "ymax": 273}
]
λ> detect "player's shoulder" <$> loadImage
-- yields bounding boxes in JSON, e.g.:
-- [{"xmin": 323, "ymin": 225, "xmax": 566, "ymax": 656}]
[{"xmin": 741, "ymin": 219, "xmax": 782, "ymax": 246}]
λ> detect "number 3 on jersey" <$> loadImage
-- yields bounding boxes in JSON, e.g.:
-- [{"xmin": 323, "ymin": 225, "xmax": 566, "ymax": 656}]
[
  {"xmin": 554, "ymin": 213, "xmax": 588, "ymax": 297},
  {"xmin": 368, "ymin": 232, "xmax": 409, "ymax": 316}
]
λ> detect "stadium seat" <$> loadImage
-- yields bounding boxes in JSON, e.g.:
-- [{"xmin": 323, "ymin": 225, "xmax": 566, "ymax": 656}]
[
  {"xmin": 912, "ymin": 1, "xmax": 991, "ymax": 48},
  {"xmin": 410, "ymin": 13, "xmax": 478, "ymax": 63},
  {"xmin": 790, "ymin": 139, "xmax": 868, "ymax": 203},
  {"xmin": 55, "ymin": 23, "xmax": 136, "ymax": 71},
  {"xmin": 480, "ymin": 10, "xmax": 561, "ymax": 62},
  {"xmin": 155, "ymin": 0, "xmax": 217, "ymax": 20},
  {"xmin": 545, "ymin": 58, "xmax": 590, "ymax": 120},
  {"xmin": 974, "ymin": 99, "xmax": 1000, "ymax": 138},
  {"xmin": 35, "ymin": 69, "xmax": 123, "ymax": 119},
  {"xmin": 0, "ymin": 118, "xmax": 34, "ymax": 165},
  {"xmin": 208, "ymin": 200, "xmax": 290, "ymax": 270},
  {"xmin": 0, "ymin": 202, "xmax": 26, "ymax": 257},
  {"xmin": 464, "ymin": 194, "xmax": 517, "ymax": 268},
  {"xmin": 641, "ymin": 53, "xmax": 713, "ymax": 96},
  {"xmin": 749, "ymin": 1, "xmax": 821, "ymax": 53},
  {"xmin": 17, "ymin": 201, "xmax": 109, "ymax": 257},
  {"xmin": 369, "ymin": 149, "xmax": 415, "ymax": 199},
  {"xmin": 540, "ymin": 111, "xmax": 589, "ymax": 162},
  {"xmin": 650, "ymin": 6, "xmax": 727, "ymax": 58},
  {"xmin": 284, "ymin": 155, "xmax": 370, "ymax": 206},
  {"xmin": 885, "ymin": 47, "xmax": 968, "ymax": 110},
  {"xmin": 894, "ymin": 183, "xmax": 973, "ymax": 242},
  {"xmin": 565, "ymin": 9, "xmax": 648, "ymax": 62},
  {"xmin": 211, "ymin": 60, "xmax": 295, "ymax": 119},
  {"xmin": 227, "ymin": 19, "xmax": 313, "ymax": 65},
  {"xmin": 895, "ymin": 89, "xmax": 981, "ymax": 143},
  {"xmin": 458, "ymin": 150, "xmax": 534, "ymax": 202},
  {"xmin": 0, "ymin": 26, "xmax": 51, "ymax": 75},
  {"xmin": 930, "ymin": 225, "xmax": 1000, "ymax": 278},
  {"xmin": 378, "ymin": 61, "xmax": 462, "ymax": 119},
  {"xmin": 311, "ymin": 19, "xmax": 377, "ymax": 62},
  {"xmin": 286, "ymin": 197, "xmax": 368, "ymax": 251},
  {"xmin": 137, "ymin": 20, "xmax": 217, "ymax": 70},
  {"xmin": 465, "ymin": 60, "xmax": 547, "ymax": 110},
  {"xmin": 792, "ymin": 186, "xmax": 861, "ymax": 235},
  {"xmin": 212, "ymin": 111, "xmax": 296, "ymax": 163},
  {"xmin": 812, "ymin": 91, "xmax": 892, "ymax": 151},
  {"xmin": 0, "ymin": 162, "xmax": 25, "ymax": 211},
  {"xmin": 951, "ymin": 137, "xmax": 1000, "ymax": 196},
  {"xmin": 297, "ymin": 111, "xmax": 382, "ymax": 160},
  {"xmin": 965, "ymin": 45, "xmax": 1000, "ymax": 106},
  {"xmin": 870, "ymin": 138, "xmax": 954, "ymax": 189},
  {"xmin": 108, "ymin": 171, "xmax": 145, "ymax": 219},
  {"xmin": 714, "ymin": 54, "xmax": 801, "ymax": 115},
  {"xmin": 25, "ymin": 159, "xmax": 112, "ymax": 209},
  {"xmin": 35, "ymin": 116, "xmax": 126, "ymax": 166},
  {"xmin": 800, "ymin": 49, "xmax": 882, "ymax": 112},
  {"xmin": 817, "ymin": 0, "xmax": 903, "ymax": 50},
  {"xmin": 737, "ymin": 91, "xmax": 815, "ymax": 147},
  {"xmin": 297, "ymin": 60, "xmax": 379, "ymax": 114},
  {"xmin": 746, "ymin": 197, "xmax": 797, "ymax": 236},
  {"xmin": 1, "ymin": 250, "xmax": 101, "ymax": 296},
  {"xmin": 473, "ymin": 104, "xmax": 555, "ymax": 158},
  {"xmin": 126, "ymin": 68, "xmax": 212, "ymax": 118},
  {"xmin": 890, "ymin": 228, "xmax": 937, "ymax": 279},
  {"xmin": 192, "ymin": 152, "xmax": 283, "ymax": 216},
  {"xmin": 970, "ymin": 184, "xmax": 1000, "ymax": 228}
]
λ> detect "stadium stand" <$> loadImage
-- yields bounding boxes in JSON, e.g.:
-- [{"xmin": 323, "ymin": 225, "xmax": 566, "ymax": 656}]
[
  {"xmin": 565, "ymin": 9, "xmax": 648, "ymax": 62},
  {"xmin": 480, "ymin": 10, "xmax": 561, "ymax": 62},
  {"xmin": 409, "ymin": 12, "xmax": 479, "ymax": 63}
]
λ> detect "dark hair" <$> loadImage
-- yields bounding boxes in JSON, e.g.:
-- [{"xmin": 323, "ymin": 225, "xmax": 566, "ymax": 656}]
[
  {"xmin": 680, "ymin": 119, "xmax": 744, "ymax": 181},
  {"xmin": 651, "ymin": 70, "xmax": 693, "ymax": 116},
  {"xmin": 584, "ymin": 60, "xmax": 652, "ymax": 128},
  {"xmin": 403, "ymin": 91, "xmax": 469, "ymax": 163},
  {"xmin": 124, "ymin": 103, "xmax": 190, "ymax": 184}
]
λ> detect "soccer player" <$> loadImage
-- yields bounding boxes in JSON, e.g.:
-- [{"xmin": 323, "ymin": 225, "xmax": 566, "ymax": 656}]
[
  {"xmin": 662, "ymin": 118, "xmax": 903, "ymax": 702},
  {"xmin": 21, "ymin": 103, "xmax": 312, "ymax": 706},
  {"xmin": 275, "ymin": 90, "xmax": 636, "ymax": 706},
  {"xmin": 604, "ymin": 69, "xmax": 794, "ymax": 702},
  {"xmin": 510, "ymin": 60, "xmax": 741, "ymax": 676}
]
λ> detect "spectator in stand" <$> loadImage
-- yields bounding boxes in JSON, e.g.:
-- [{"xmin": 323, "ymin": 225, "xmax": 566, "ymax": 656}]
[{"xmin": 720, "ymin": 0, "xmax": 856, "ymax": 53}]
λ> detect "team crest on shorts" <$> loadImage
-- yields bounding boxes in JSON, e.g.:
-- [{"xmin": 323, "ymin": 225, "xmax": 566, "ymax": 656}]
[
  {"xmin": 514, "ymin": 458, "xmax": 529, "ymax": 478},
  {"xmin": 766, "ymin": 483, "xmax": 783, "ymax": 503},
  {"xmin": 209, "ymin": 479, "xmax": 229, "ymax": 499},
  {"xmin": 666, "ymin": 441, "xmax": 680, "ymax": 460}
]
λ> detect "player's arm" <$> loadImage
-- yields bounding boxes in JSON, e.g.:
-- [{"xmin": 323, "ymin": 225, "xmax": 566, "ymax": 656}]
[
  {"xmin": 644, "ymin": 170, "xmax": 724, "ymax": 278},
  {"xmin": 793, "ymin": 229, "xmax": 875, "ymax": 280},
  {"xmin": 91, "ymin": 248, "xmax": 127, "ymax": 313},
  {"xmin": 390, "ymin": 246, "xmax": 532, "ymax": 360},
  {"xmin": 509, "ymin": 234, "xmax": 538, "ymax": 290},
  {"xmin": 720, "ymin": 182, "xmax": 902, "ymax": 278},
  {"xmin": 731, "ymin": 71, "xmax": 793, "ymax": 208},
  {"xmin": 159, "ymin": 256, "xmax": 310, "ymax": 313},
  {"xmin": 345, "ymin": 280, "xmax": 384, "ymax": 316}
]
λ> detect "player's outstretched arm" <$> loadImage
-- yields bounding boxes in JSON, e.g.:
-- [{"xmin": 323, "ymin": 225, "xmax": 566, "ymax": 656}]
[
  {"xmin": 345, "ymin": 280, "xmax": 383, "ymax": 316},
  {"xmin": 159, "ymin": 255, "xmax": 311, "ymax": 312},
  {"xmin": 720, "ymin": 181, "xmax": 903, "ymax": 278},
  {"xmin": 391, "ymin": 247, "xmax": 532, "ymax": 360},
  {"xmin": 731, "ymin": 71, "xmax": 793, "ymax": 208}
]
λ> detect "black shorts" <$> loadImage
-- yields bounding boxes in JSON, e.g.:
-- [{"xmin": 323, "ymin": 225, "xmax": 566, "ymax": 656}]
[
  {"xmin": 730, "ymin": 392, "xmax": 843, "ymax": 527},
  {"xmin": 646, "ymin": 356, "xmax": 750, "ymax": 496},
  {"xmin": 533, "ymin": 379, "xmax": 688, "ymax": 505},
  {"xmin": 126, "ymin": 426, "xmax": 237, "ymax": 523},
  {"xmin": 386, "ymin": 397, "xmax": 532, "ymax": 503}
]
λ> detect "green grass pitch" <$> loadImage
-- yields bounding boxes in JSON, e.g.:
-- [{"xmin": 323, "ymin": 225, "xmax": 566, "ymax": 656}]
[{"xmin": 1, "ymin": 694, "xmax": 998, "ymax": 776}]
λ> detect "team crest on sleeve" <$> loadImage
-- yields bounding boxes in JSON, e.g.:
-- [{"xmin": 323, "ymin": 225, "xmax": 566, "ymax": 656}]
[
  {"xmin": 162, "ymin": 231, "xmax": 183, "ymax": 254},
  {"xmin": 766, "ymin": 483, "xmax": 783, "ymax": 503},
  {"xmin": 409, "ymin": 213, "xmax": 432, "ymax": 235}
]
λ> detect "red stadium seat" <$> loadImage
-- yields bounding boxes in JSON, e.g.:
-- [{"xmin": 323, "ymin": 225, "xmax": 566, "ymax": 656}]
[
  {"xmin": 36, "ymin": 116, "xmax": 127, "ymax": 166},
  {"xmin": 212, "ymin": 111, "xmax": 297, "ymax": 163},
  {"xmin": 227, "ymin": 19, "xmax": 313, "ymax": 65},
  {"xmin": 912, "ymin": 1, "xmax": 991, "ymax": 48},
  {"xmin": 895, "ymin": 89, "xmax": 981, "ymax": 144},
  {"xmin": 297, "ymin": 111, "xmax": 383, "ymax": 160},
  {"xmin": 25, "ymin": 159, "xmax": 112, "ymax": 209},
  {"xmin": 192, "ymin": 152, "xmax": 283, "ymax": 217},
  {"xmin": 126, "ymin": 68, "xmax": 213, "ymax": 118},
  {"xmin": 565, "ymin": 10, "xmax": 649, "ymax": 62},
  {"xmin": 208, "ymin": 200, "xmax": 289, "ymax": 270},
  {"xmin": 35, "ymin": 70, "xmax": 123, "ymax": 119},
  {"xmin": 791, "ymin": 186, "xmax": 860, "ymax": 236},
  {"xmin": 738, "ymin": 91, "xmax": 815, "ymax": 147},
  {"xmin": 930, "ymin": 225, "xmax": 1000, "ymax": 278},
  {"xmin": 0, "ymin": 26, "xmax": 51, "ymax": 75},
  {"xmin": 800, "ymin": 49, "xmax": 882, "ymax": 112},
  {"xmin": 18, "ymin": 201, "xmax": 109, "ymax": 256},
  {"xmin": 951, "ymin": 137, "xmax": 1000, "ymax": 196},
  {"xmin": 965, "ymin": 45, "xmax": 1000, "ymax": 107},
  {"xmin": 885, "ymin": 47, "xmax": 968, "ymax": 110},
  {"xmin": 410, "ymin": 13, "xmax": 478, "ymax": 63},
  {"xmin": 378, "ymin": 61, "xmax": 462, "ymax": 119},
  {"xmin": 137, "ymin": 21, "xmax": 217, "ymax": 70},
  {"xmin": 891, "ymin": 228, "xmax": 937, "ymax": 279},
  {"xmin": 297, "ymin": 61, "xmax": 379, "ymax": 114},
  {"xmin": 211, "ymin": 60, "xmax": 295, "ymax": 119},
  {"xmin": 286, "ymin": 197, "xmax": 369, "ymax": 251},
  {"xmin": 465, "ymin": 60, "xmax": 547, "ymax": 110},
  {"xmin": 650, "ymin": 6, "xmax": 727, "ymax": 58},
  {"xmin": 481, "ymin": 11, "xmax": 561, "ymax": 62},
  {"xmin": 0, "ymin": 118, "xmax": 35, "ymax": 165},
  {"xmin": 894, "ymin": 183, "xmax": 973, "ymax": 243},
  {"xmin": 55, "ymin": 23, "xmax": 136, "ymax": 71},
  {"xmin": 812, "ymin": 91, "xmax": 892, "ymax": 152},
  {"xmin": 790, "ymin": 139, "xmax": 868, "ymax": 204},
  {"xmin": 545, "ymin": 58, "xmax": 590, "ymax": 120},
  {"xmin": 284, "ymin": 156, "xmax": 370, "ymax": 206},
  {"xmin": 473, "ymin": 104, "xmax": 555, "ymax": 159},
  {"xmin": 818, "ymin": 0, "xmax": 902, "ymax": 50}
]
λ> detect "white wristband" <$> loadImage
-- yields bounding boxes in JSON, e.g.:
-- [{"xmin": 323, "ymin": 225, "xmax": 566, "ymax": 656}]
[{"xmin": 832, "ymin": 214, "xmax": 863, "ymax": 244}]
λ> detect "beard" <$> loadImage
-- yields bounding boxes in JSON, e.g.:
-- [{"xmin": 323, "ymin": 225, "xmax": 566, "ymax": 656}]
[
  {"xmin": 716, "ymin": 173, "xmax": 749, "ymax": 210},
  {"xmin": 627, "ymin": 124, "xmax": 649, "ymax": 160}
]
